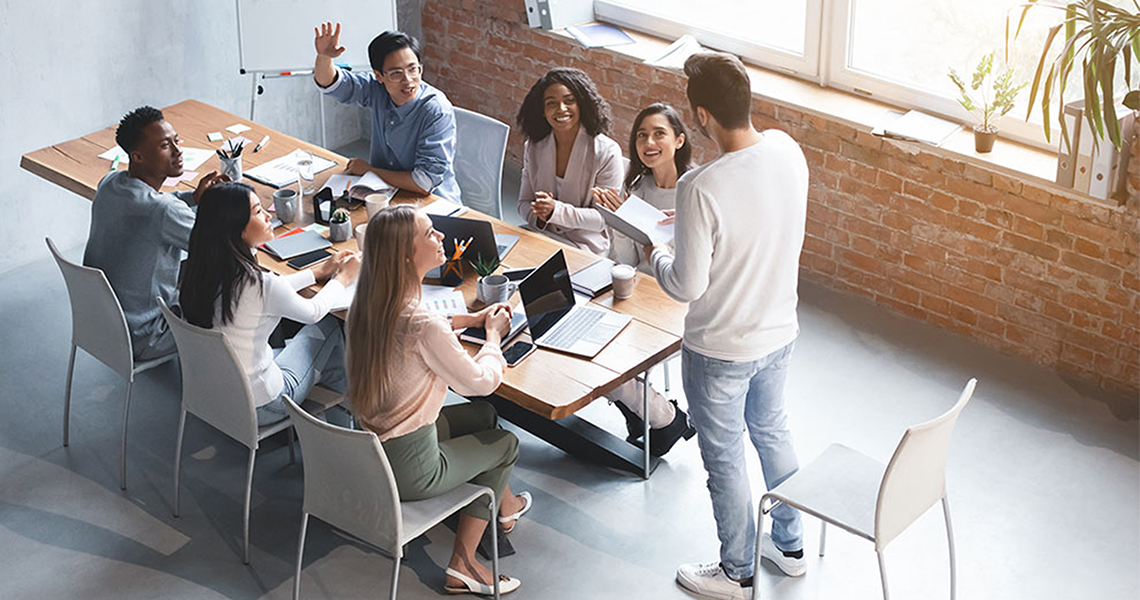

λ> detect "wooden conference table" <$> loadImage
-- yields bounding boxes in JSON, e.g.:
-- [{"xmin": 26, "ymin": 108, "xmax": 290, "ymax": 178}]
[{"xmin": 22, "ymin": 100, "xmax": 686, "ymax": 477}]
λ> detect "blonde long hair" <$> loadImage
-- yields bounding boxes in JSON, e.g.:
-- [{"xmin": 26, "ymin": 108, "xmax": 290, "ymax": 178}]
[{"xmin": 346, "ymin": 205, "xmax": 421, "ymax": 419}]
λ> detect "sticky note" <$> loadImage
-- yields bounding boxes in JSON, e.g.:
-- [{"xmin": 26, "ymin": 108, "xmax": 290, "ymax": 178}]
[
  {"xmin": 226, "ymin": 124, "xmax": 252, "ymax": 134},
  {"xmin": 207, "ymin": 132, "xmax": 224, "ymax": 142}
]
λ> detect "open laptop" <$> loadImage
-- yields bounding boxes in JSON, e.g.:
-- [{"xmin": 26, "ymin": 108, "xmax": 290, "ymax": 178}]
[
  {"xmin": 518, "ymin": 250, "xmax": 631, "ymax": 358},
  {"xmin": 429, "ymin": 214, "xmax": 519, "ymax": 265}
]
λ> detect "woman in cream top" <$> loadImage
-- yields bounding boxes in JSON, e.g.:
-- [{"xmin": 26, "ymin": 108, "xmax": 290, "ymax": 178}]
[
  {"xmin": 346, "ymin": 204, "xmax": 530, "ymax": 595},
  {"xmin": 516, "ymin": 67, "xmax": 623, "ymax": 255}
]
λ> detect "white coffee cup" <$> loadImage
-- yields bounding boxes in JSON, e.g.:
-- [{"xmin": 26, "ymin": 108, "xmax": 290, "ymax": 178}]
[
  {"xmin": 273, "ymin": 188, "xmax": 297, "ymax": 223},
  {"xmin": 364, "ymin": 193, "xmax": 391, "ymax": 219},
  {"xmin": 354, "ymin": 223, "xmax": 368, "ymax": 249},
  {"xmin": 612, "ymin": 264, "xmax": 637, "ymax": 300}
]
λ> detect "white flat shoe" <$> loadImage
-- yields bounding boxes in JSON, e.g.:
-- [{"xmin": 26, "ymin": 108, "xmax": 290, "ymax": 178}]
[
  {"xmin": 497, "ymin": 491, "xmax": 532, "ymax": 534},
  {"xmin": 444, "ymin": 567, "xmax": 521, "ymax": 595}
]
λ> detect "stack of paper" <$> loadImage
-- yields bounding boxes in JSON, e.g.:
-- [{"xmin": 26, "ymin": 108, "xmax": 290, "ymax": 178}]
[{"xmin": 245, "ymin": 149, "xmax": 337, "ymax": 188}]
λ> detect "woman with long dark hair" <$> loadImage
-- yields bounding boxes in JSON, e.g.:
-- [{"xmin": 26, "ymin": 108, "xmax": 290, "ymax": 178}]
[
  {"xmin": 516, "ymin": 67, "xmax": 622, "ymax": 254},
  {"xmin": 591, "ymin": 103, "xmax": 697, "ymax": 458},
  {"xmin": 347, "ymin": 205, "xmax": 530, "ymax": 595},
  {"xmin": 180, "ymin": 182, "xmax": 359, "ymax": 426}
]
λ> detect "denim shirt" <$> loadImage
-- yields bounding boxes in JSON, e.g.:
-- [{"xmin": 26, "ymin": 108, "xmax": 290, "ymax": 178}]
[{"xmin": 319, "ymin": 69, "xmax": 460, "ymax": 202}]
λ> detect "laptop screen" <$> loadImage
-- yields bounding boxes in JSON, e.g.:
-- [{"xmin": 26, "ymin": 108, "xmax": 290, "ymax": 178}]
[
  {"xmin": 429, "ymin": 214, "xmax": 500, "ymax": 265},
  {"xmin": 518, "ymin": 250, "xmax": 575, "ymax": 340}
]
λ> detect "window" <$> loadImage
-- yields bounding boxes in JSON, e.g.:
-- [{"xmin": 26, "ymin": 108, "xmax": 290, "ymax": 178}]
[{"xmin": 596, "ymin": 0, "xmax": 1134, "ymax": 151}]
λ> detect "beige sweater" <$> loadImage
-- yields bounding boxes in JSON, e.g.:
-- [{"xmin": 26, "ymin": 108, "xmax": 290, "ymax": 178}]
[{"xmin": 360, "ymin": 305, "xmax": 506, "ymax": 441}]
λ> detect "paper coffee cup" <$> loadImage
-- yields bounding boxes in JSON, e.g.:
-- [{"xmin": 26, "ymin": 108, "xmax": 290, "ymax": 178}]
[
  {"xmin": 354, "ymin": 223, "xmax": 368, "ymax": 249},
  {"xmin": 364, "ymin": 193, "xmax": 391, "ymax": 219},
  {"xmin": 612, "ymin": 264, "xmax": 637, "ymax": 299}
]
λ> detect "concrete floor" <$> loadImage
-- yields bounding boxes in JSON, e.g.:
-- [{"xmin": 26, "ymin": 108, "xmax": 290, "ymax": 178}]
[{"xmin": 2, "ymin": 154, "xmax": 1136, "ymax": 599}]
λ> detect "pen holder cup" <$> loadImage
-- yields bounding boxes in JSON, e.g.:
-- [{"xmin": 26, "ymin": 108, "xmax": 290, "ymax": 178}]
[
  {"xmin": 440, "ymin": 259, "xmax": 464, "ymax": 287},
  {"xmin": 477, "ymin": 274, "xmax": 518, "ymax": 305},
  {"xmin": 220, "ymin": 156, "xmax": 242, "ymax": 182}
]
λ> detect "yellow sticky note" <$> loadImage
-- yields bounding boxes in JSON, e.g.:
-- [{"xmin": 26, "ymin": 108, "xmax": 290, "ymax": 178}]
[{"xmin": 207, "ymin": 132, "xmax": 224, "ymax": 142}]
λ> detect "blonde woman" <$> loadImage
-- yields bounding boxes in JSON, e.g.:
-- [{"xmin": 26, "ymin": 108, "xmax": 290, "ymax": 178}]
[{"xmin": 347, "ymin": 204, "xmax": 531, "ymax": 596}]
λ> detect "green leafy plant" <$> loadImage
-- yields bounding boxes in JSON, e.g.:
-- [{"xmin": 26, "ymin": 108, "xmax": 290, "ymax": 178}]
[
  {"xmin": 1008, "ymin": 0, "xmax": 1140, "ymax": 151},
  {"xmin": 949, "ymin": 51, "xmax": 1029, "ymax": 133},
  {"xmin": 469, "ymin": 253, "xmax": 501, "ymax": 278},
  {"xmin": 330, "ymin": 208, "xmax": 350, "ymax": 224}
]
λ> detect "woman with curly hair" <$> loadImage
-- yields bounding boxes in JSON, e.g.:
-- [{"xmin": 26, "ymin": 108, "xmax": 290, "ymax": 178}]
[{"xmin": 516, "ymin": 67, "xmax": 622, "ymax": 254}]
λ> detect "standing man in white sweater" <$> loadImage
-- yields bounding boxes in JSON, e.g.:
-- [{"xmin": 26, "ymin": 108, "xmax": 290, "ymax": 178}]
[{"xmin": 646, "ymin": 51, "xmax": 809, "ymax": 600}]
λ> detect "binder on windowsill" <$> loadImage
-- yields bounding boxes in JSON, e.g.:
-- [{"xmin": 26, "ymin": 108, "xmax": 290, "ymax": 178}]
[{"xmin": 1055, "ymin": 102, "xmax": 1083, "ymax": 188}]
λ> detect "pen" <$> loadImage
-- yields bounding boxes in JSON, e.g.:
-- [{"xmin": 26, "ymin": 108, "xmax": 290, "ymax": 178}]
[{"xmin": 254, "ymin": 135, "xmax": 270, "ymax": 152}]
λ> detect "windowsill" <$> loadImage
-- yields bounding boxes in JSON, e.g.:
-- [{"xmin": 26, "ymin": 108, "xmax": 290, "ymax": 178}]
[{"xmin": 552, "ymin": 26, "xmax": 1126, "ymax": 209}]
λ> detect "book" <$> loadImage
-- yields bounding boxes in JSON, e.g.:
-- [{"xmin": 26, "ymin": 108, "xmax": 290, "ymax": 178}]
[
  {"xmin": 423, "ymin": 198, "xmax": 468, "ymax": 217},
  {"xmin": 598, "ymin": 194, "xmax": 674, "ymax": 247},
  {"xmin": 566, "ymin": 23, "xmax": 635, "ymax": 48},
  {"xmin": 570, "ymin": 257, "xmax": 615, "ymax": 298},
  {"xmin": 879, "ymin": 110, "xmax": 961, "ymax": 147}
]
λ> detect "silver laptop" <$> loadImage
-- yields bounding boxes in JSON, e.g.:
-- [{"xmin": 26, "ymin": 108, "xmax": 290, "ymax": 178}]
[{"xmin": 518, "ymin": 250, "xmax": 631, "ymax": 358}]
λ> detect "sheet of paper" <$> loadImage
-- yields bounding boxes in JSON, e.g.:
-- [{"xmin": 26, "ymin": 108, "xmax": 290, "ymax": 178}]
[
  {"xmin": 422, "ymin": 198, "xmax": 467, "ymax": 217},
  {"xmin": 882, "ymin": 110, "xmax": 961, "ymax": 146},
  {"xmin": 226, "ymin": 123, "xmax": 251, "ymax": 134},
  {"xmin": 244, "ymin": 149, "xmax": 337, "ymax": 188},
  {"xmin": 162, "ymin": 171, "xmax": 198, "ymax": 188},
  {"xmin": 646, "ymin": 34, "xmax": 704, "ymax": 69},
  {"xmin": 421, "ymin": 284, "xmax": 467, "ymax": 316},
  {"xmin": 207, "ymin": 132, "xmax": 224, "ymax": 142},
  {"xmin": 303, "ymin": 223, "xmax": 329, "ymax": 236},
  {"xmin": 98, "ymin": 145, "xmax": 129, "ymax": 163},
  {"xmin": 614, "ymin": 195, "xmax": 674, "ymax": 246},
  {"xmin": 331, "ymin": 280, "xmax": 358, "ymax": 312},
  {"xmin": 322, "ymin": 174, "xmax": 360, "ymax": 197},
  {"xmin": 180, "ymin": 148, "xmax": 214, "ymax": 172}
]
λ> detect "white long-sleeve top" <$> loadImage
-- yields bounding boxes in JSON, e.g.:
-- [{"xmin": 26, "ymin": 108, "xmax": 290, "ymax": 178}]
[
  {"xmin": 651, "ymin": 130, "xmax": 808, "ymax": 362},
  {"xmin": 359, "ymin": 306, "xmax": 506, "ymax": 441},
  {"xmin": 215, "ymin": 269, "xmax": 347, "ymax": 407}
]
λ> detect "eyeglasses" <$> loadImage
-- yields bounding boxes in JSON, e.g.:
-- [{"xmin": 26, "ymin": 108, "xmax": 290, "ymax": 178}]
[{"xmin": 382, "ymin": 64, "xmax": 423, "ymax": 82}]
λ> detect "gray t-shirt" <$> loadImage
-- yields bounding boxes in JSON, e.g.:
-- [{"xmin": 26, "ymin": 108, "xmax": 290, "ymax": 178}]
[{"xmin": 83, "ymin": 171, "xmax": 195, "ymax": 357}]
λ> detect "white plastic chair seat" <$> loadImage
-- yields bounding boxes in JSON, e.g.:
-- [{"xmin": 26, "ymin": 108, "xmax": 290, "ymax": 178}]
[
  {"xmin": 765, "ymin": 444, "xmax": 884, "ymax": 542},
  {"xmin": 400, "ymin": 483, "xmax": 491, "ymax": 543}
]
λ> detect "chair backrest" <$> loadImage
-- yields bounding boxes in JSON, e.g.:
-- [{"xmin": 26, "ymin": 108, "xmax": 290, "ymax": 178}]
[
  {"xmin": 158, "ymin": 298, "xmax": 259, "ymax": 448},
  {"xmin": 454, "ymin": 107, "xmax": 509, "ymax": 219},
  {"xmin": 875, "ymin": 378, "xmax": 976, "ymax": 549},
  {"xmin": 46, "ymin": 237, "xmax": 135, "ymax": 379},
  {"xmin": 283, "ymin": 396, "xmax": 404, "ymax": 555}
]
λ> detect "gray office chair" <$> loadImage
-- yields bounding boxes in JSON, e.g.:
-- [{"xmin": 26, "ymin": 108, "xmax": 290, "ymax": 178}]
[
  {"xmin": 158, "ymin": 298, "xmax": 341, "ymax": 564},
  {"xmin": 284, "ymin": 396, "xmax": 502, "ymax": 600},
  {"xmin": 47, "ymin": 237, "xmax": 177, "ymax": 491},
  {"xmin": 754, "ymin": 378, "xmax": 976, "ymax": 600},
  {"xmin": 454, "ymin": 106, "xmax": 509, "ymax": 219}
]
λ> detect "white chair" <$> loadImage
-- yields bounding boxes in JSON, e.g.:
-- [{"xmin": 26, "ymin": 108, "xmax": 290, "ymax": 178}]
[
  {"xmin": 284, "ymin": 396, "xmax": 502, "ymax": 600},
  {"xmin": 754, "ymin": 378, "xmax": 977, "ymax": 600},
  {"xmin": 454, "ymin": 107, "xmax": 510, "ymax": 219},
  {"xmin": 158, "ymin": 299, "xmax": 340, "ymax": 564},
  {"xmin": 47, "ymin": 237, "xmax": 177, "ymax": 491}
]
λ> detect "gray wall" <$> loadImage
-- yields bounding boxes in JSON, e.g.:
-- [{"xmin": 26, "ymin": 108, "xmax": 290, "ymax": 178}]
[{"xmin": 0, "ymin": 0, "xmax": 393, "ymax": 274}]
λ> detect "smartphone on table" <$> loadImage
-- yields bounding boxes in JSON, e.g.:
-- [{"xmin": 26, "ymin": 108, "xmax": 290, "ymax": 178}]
[
  {"xmin": 503, "ymin": 341, "xmax": 535, "ymax": 367},
  {"xmin": 287, "ymin": 249, "xmax": 332, "ymax": 270}
]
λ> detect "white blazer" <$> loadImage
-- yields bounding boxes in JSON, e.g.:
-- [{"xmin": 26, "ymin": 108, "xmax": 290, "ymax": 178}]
[{"xmin": 517, "ymin": 127, "xmax": 623, "ymax": 255}]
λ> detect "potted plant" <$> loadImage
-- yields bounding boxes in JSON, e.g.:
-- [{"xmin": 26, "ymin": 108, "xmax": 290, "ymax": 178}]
[
  {"xmin": 949, "ymin": 51, "xmax": 1029, "ymax": 153},
  {"xmin": 471, "ymin": 253, "xmax": 505, "ymax": 304},
  {"xmin": 1009, "ymin": 0, "xmax": 1140, "ymax": 152},
  {"xmin": 329, "ymin": 208, "xmax": 352, "ymax": 242}
]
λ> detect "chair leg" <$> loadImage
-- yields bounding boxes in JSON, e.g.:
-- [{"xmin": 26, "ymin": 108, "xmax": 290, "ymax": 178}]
[
  {"xmin": 63, "ymin": 344, "xmax": 77, "ymax": 446},
  {"xmin": 293, "ymin": 513, "xmax": 309, "ymax": 600},
  {"xmin": 642, "ymin": 369, "xmax": 651, "ymax": 480},
  {"xmin": 288, "ymin": 426, "xmax": 296, "ymax": 465},
  {"xmin": 388, "ymin": 555, "xmax": 401, "ymax": 600},
  {"xmin": 243, "ymin": 448, "xmax": 256, "ymax": 564},
  {"xmin": 119, "ymin": 379, "xmax": 133, "ymax": 490},
  {"xmin": 751, "ymin": 497, "xmax": 766, "ymax": 600},
  {"xmin": 173, "ymin": 409, "xmax": 187, "ymax": 517},
  {"xmin": 663, "ymin": 357, "xmax": 671, "ymax": 393},
  {"xmin": 943, "ymin": 496, "xmax": 956, "ymax": 600},
  {"xmin": 819, "ymin": 521, "xmax": 827, "ymax": 557},
  {"xmin": 491, "ymin": 494, "xmax": 500, "ymax": 600},
  {"xmin": 877, "ymin": 550, "xmax": 890, "ymax": 600}
]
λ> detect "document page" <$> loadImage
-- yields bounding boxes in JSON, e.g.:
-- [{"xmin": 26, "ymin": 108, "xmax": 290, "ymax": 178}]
[{"xmin": 615, "ymin": 195, "xmax": 674, "ymax": 246}]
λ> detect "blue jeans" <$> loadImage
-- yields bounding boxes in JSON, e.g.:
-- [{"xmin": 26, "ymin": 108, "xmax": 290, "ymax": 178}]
[
  {"xmin": 257, "ymin": 315, "xmax": 347, "ymax": 427},
  {"xmin": 682, "ymin": 341, "xmax": 803, "ymax": 580}
]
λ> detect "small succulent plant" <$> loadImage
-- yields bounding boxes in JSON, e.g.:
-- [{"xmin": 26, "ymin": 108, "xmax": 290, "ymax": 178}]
[
  {"xmin": 330, "ymin": 208, "xmax": 350, "ymax": 224},
  {"xmin": 469, "ymin": 253, "xmax": 501, "ymax": 278}
]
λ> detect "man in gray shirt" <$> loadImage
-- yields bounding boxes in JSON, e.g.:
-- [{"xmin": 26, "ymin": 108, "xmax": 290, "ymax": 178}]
[{"xmin": 84, "ymin": 106, "xmax": 227, "ymax": 360}]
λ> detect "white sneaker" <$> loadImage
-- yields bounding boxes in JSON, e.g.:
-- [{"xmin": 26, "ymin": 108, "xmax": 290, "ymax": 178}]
[
  {"xmin": 760, "ymin": 533, "xmax": 806, "ymax": 577},
  {"xmin": 675, "ymin": 562, "xmax": 751, "ymax": 600}
]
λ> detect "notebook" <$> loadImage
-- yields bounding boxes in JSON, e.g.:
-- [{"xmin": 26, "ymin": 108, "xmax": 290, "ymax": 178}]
[
  {"xmin": 459, "ymin": 308, "xmax": 528, "ymax": 344},
  {"xmin": 570, "ymin": 257, "xmax": 615, "ymax": 298},
  {"xmin": 261, "ymin": 230, "xmax": 331, "ymax": 260}
]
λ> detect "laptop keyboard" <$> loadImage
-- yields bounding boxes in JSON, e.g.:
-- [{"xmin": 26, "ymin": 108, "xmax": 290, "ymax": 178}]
[{"xmin": 544, "ymin": 308, "xmax": 605, "ymax": 349}]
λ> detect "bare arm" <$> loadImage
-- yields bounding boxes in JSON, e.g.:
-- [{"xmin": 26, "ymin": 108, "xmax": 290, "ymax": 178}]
[{"xmin": 313, "ymin": 22, "xmax": 345, "ymax": 88}]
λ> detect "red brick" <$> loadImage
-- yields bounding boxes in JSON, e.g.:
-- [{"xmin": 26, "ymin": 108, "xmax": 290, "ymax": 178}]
[
  {"xmin": 949, "ymin": 303, "xmax": 978, "ymax": 326},
  {"xmin": 878, "ymin": 295, "xmax": 927, "ymax": 320},
  {"xmin": 961, "ymin": 163, "xmax": 993, "ymax": 185},
  {"xmin": 1073, "ymin": 237, "xmax": 1106, "ymax": 259},
  {"xmin": 1012, "ymin": 217, "xmax": 1045, "ymax": 240},
  {"xmin": 1061, "ymin": 292, "xmax": 1123, "ymax": 321},
  {"xmin": 838, "ymin": 249, "xmax": 879, "ymax": 273},
  {"xmin": 922, "ymin": 293, "xmax": 951, "ymax": 315},
  {"xmin": 1060, "ymin": 251, "xmax": 1122, "ymax": 282},
  {"xmin": 946, "ymin": 287, "xmax": 997, "ymax": 315},
  {"xmin": 1045, "ymin": 228, "xmax": 1074, "ymax": 249},
  {"xmin": 1003, "ymin": 232, "xmax": 1061, "ymax": 261},
  {"xmin": 1002, "ymin": 194, "xmax": 1062, "ymax": 224},
  {"xmin": 993, "ymin": 173, "xmax": 1024, "ymax": 194}
]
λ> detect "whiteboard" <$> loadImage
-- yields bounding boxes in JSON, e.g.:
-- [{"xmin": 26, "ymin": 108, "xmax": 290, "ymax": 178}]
[{"xmin": 236, "ymin": 0, "xmax": 398, "ymax": 74}]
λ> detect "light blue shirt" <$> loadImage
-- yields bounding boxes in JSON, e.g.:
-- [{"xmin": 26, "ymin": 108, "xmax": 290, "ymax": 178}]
[{"xmin": 319, "ymin": 69, "xmax": 460, "ymax": 202}]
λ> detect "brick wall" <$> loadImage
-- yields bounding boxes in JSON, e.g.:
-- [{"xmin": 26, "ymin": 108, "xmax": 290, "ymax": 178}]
[{"xmin": 422, "ymin": 0, "xmax": 1140, "ymax": 394}]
